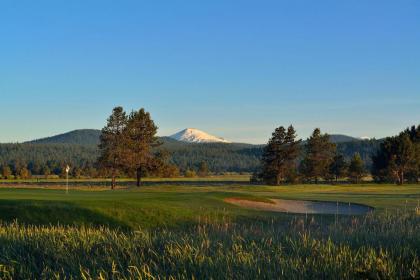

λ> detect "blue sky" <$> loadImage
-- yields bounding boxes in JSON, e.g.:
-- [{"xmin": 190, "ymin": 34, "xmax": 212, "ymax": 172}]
[{"xmin": 0, "ymin": 0, "xmax": 419, "ymax": 144}]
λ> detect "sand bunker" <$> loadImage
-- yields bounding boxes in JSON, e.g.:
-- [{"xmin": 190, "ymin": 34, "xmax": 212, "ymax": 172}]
[{"xmin": 225, "ymin": 198, "xmax": 373, "ymax": 215}]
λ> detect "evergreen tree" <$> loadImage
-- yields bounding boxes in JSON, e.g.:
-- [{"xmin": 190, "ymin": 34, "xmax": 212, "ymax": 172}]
[
  {"xmin": 392, "ymin": 134, "xmax": 416, "ymax": 184},
  {"xmin": 124, "ymin": 108, "xmax": 161, "ymax": 187},
  {"xmin": 261, "ymin": 127, "xmax": 285, "ymax": 185},
  {"xmin": 12, "ymin": 160, "xmax": 25, "ymax": 177},
  {"xmin": 329, "ymin": 154, "xmax": 348, "ymax": 183},
  {"xmin": 41, "ymin": 166, "xmax": 51, "ymax": 178},
  {"xmin": 72, "ymin": 167, "xmax": 83, "ymax": 179},
  {"xmin": 149, "ymin": 150, "xmax": 180, "ymax": 178},
  {"xmin": 1, "ymin": 166, "xmax": 12, "ymax": 179},
  {"xmin": 404, "ymin": 125, "xmax": 420, "ymax": 183},
  {"xmin": 372, "ymin": 125, "xmax": 419, "ymax": 184},
  {"xmin": 184, "ymin": 169, "xmax": 197, "ymax": 178},
  {"xmin": 348, "ymin": 153, "xmax": 365, "ymax": 183},
  {"xmin": 198, "ymin": 161, "xmax": 209, "ymax": 177},
  {"xmin": 261, "ymin": 125, "xmax": 301, "ymax": 185},
  {"xmin": 284, "ymin": 126, "xmax": 301, "ymax": 183},
  {"xmin": 19, "ymin": 167, "xmax": 31, "ymax": 179},
  {"xmin": 97, "ymin": 107, "xmax": 128, "ymax": 189},
  {"xmin": 300, "ymin": 128, "xmax": 336, "ymax": 183}
]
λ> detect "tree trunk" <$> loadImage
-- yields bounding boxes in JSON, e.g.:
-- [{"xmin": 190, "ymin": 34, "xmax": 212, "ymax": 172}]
[
  {"xmin": 276, "ymin": 173, "xmax": 281, "ymax": 186},
  {"xmin": 399, "ymin": 171, "xmax": 404, "ymax": 185},
  {"xmin": 136, "ymin": 167, "xmax": 142, "ymax": 187},
  {"xmin": 110, "ymin": 168, "xmax": 116, "ymax": 190},
  {"xmin": 111, "ymin": 175, "xmax": 116, "ymax": 190}
]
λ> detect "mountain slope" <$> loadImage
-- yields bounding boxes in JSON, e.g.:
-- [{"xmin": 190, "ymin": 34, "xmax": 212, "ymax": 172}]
[
  {"xmin": 170, "ymin": 128, "xmax": 231, "ymax": 143},
  {"xmin": 28, "ymin": 129, "xmax": 101, "ymax": 145},
  {"xmin": 329, "ymin": 134, "xmax": 361, "ymax": 143}
]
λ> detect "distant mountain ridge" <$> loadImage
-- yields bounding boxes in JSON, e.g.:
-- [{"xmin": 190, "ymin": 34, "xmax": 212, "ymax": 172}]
[
  {"xmin": 27, "ymin": 129, "xmax": 364, "ymax": 146},
  {"xmin": 28, "ymin": 129, "xmax": 101, "ymax": 145},
  {"xmin": 323, "ymin": 134, "xmax": 360, "ymax": 143}
]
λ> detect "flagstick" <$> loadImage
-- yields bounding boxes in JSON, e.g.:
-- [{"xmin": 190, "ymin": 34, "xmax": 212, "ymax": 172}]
[{"xmin": 65, "ymin": 165, "xmax": 70, "ymax": 195}]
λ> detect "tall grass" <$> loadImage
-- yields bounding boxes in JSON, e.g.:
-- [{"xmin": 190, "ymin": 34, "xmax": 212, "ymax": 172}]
[{"xmin": 0, "ymin": 210, "xmax": 418, "ymax": 279}]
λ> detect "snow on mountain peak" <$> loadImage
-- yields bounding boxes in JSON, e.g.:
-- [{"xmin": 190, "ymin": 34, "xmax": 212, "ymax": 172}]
[{"xmin": 169, "ymin": 128, "xmax": 231, "ymax": 143}]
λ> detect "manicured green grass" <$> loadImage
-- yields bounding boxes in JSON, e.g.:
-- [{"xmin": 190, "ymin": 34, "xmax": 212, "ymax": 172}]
[{"xmin": 0, "ymin": 183, "xmax": 418, "ymax": 228}]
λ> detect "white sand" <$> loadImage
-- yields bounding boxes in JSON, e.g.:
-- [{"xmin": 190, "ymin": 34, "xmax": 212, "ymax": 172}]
[{"xmin": 225, "ymin": 198, "xmax": 373, "ymax": 215}]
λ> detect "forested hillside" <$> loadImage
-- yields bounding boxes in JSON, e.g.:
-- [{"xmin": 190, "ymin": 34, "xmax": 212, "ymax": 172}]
[
  {"xmin": 161, "ymin": 137, "xmax": 263, "ymax": 172},
  {"xmin": 0, "ymin": 143, "xmax": 98, "ymax": 176},
  {"xmin": 0, "ymin": 136, "xmax": 379, "ymax": 177},
  {"xmin": 336, "ymin": 139, "xmax": 381, "ymax": 167}
]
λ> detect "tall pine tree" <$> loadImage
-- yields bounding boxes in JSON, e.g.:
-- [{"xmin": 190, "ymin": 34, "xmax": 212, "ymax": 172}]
[
  {"xmin": 124, "ymin": 108, "xmax": 161, "ymax": 187},
  {"xmin": 348, "ymin": 153, "xmax": 365, "ymax": 184},
  {"xmin": 300, "ymin": 128, "xmax": 336, "ymax": 183},
  {"xmin": 329, "ymin": 153, "xmax": 348, "ymax": 183},
  {"xmin": 261, "ymin": 125, "xmax": 301, "ymax": 185},
  {"xmin": 198, "ymin": 161, "xmax": 209, "ymax": 177},
  {"xmin": 97, "ymin": 107, "xmax": 128, "ymax": 189},
  {"xmin": 372, "ymin": 125, "xmax": 419, "ymax": 184}
]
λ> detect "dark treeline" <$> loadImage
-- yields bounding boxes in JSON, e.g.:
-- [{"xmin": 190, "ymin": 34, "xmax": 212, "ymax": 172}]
[
  {"xmin": 256, "ymin": 125, "xmax": 420, "ymax": 185},
  {"xmin": 0, "ymin": 141, "xmax": 263, "ymax": 179},
  {"xmin": 336, "ymin": 140, "xmax": 381, "ymax": 168},
  {"xmin": 163, "ymin": 140, "xmax": 263, "ymax": 173},
  {"xmin": 0, "ymin": 140, "xmax": 377, "ymax": 179},
  {"xmin": 0, "ymin": 144, "xmax": 98, "ymax": 179}
]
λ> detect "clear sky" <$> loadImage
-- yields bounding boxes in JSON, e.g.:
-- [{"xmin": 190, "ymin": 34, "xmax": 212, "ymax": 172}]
[{"xmin": 0, "ymin": 0, "xmax": 419, "ymax": 144}]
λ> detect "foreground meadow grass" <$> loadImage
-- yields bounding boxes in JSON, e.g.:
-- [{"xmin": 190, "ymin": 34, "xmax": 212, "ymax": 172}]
[
  {"xmin": 0, "ymin": 211, "xmax": 418, "ymax": 279},
  {"xmin": 0, "ymin": 182, "xmax": 418, "ymax": 279}
]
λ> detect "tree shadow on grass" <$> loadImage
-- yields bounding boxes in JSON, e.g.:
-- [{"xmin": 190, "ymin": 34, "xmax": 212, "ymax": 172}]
[{"xmin": 0, "ymin": 200, "xmax": 129, "ymax": 229}]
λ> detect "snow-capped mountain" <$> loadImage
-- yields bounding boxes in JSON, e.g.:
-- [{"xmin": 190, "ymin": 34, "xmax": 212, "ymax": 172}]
[{"xmin": 169, "ymin": 128, "xmax": 231, "ymax": 143}]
